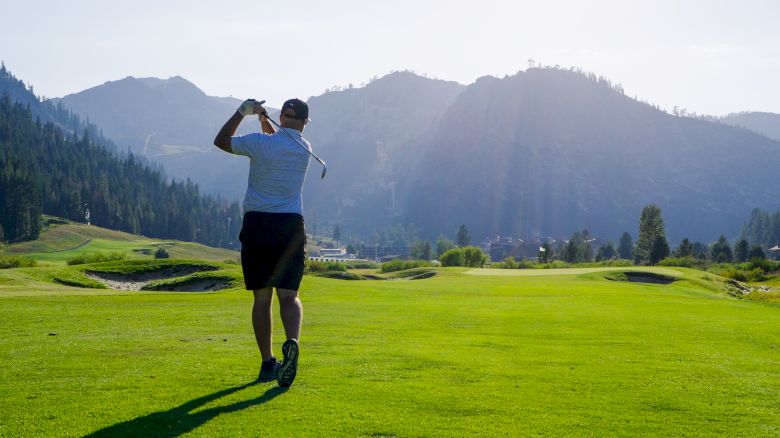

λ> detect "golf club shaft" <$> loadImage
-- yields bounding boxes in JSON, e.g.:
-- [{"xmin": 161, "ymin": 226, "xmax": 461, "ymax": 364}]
[{"xmin": 261, "ymin": 108, "xmax": 327, "ymax": 179}]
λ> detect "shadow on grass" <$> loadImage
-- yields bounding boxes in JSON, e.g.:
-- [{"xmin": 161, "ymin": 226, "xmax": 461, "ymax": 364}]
[{"xmin": 84, "ymin": 381, "xmax": 286, "ymax": 437}]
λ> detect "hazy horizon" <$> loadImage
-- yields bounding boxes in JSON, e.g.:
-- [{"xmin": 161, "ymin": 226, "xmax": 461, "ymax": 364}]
[{"xmin": 2, "ymin": 0, "xmax": 780, "ymax": 116}]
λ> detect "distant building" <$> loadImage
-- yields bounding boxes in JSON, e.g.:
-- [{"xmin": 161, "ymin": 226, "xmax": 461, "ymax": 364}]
[
  {"xmin": 309, "ymin": 248, "xmax": 359, "ymax": 262},
  {"xmin": 488, "ymin": 236, "xmax": 529, "ymax": 261},
  {"xmin": 355, "ymin": 245, "xmax": 411, "ymax": 261}
]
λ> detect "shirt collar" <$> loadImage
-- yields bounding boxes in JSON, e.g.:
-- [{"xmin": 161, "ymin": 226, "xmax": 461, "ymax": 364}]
[{"xmin": 279, "ymin": 127, "xmax": 303, "ymax": 137}]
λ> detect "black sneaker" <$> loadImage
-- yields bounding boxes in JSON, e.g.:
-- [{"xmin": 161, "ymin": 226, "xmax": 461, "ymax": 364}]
[
  {"xmin": 257, "ymin": 357, "xmax": 281, "ymax": 382},
  {"xmin": 277, "ymin": 339, "xmax": 299, "ymax": 387}
]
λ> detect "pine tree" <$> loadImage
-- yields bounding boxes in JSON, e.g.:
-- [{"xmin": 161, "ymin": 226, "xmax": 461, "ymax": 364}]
[
  {"xmin": 710, "ymin": 236, "xmax": 733, "ymax": 263},
  {"xmin": 675, "ymin": 238, "xmax": 693, "ymax": 257},
  {"xmin": 333, "ymin": 224, "xmax": 341, "ymax": 246},
  {"xmin": 538, "ymin": 242, "xmax": 552, "ymax": 263},
  {"xmin": 436, "ymin": 236, "xmax": 455, "ymax": 257},
  {"xmin": 734, "ymin": 239, "xmax": 749, "ymax": 263},
  {"xmin": 618, "ymin": 232, "xmax": 633, "ymax": 260},
  {"xmin": 636, "ymin": 205, "xmax": 668, "ymax": 264},
  {"xmin": 456, "ymin": 225, "xmax": 471, "ymax": 247},
  {"xmin": 749, "ymin": 245, "xmax": 766, "ymax": 260},
  {"xmin": 649, "ymin": 235, "xmax": 670, "ymax": 265}
]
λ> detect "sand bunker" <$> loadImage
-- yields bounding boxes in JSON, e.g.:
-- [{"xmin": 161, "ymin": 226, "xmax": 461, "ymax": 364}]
[
  {"xmin": 623, "ymin": 272, "xmax": 676, "ymax": 284},
  {"xmin": 85, "ymin": 265, "xmax": 221, "ymax": 291},
  {"xmin": 605, "ymin": 271, "xmax": 677, "ymax": 284}
]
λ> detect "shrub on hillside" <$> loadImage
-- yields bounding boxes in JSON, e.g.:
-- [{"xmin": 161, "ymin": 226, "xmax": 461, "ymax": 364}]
[
  {"xmin": 346, "ymin": 261, "xmax": 379, "ymax": 269},
  {"xmin": 658, "ymin": 256, "xmax": 711, "ymax": 270},
  {"xmin": 712, "ymin": 265, "xmax": 767, "ymax": 282},
  {"xmin": 154, "ymin": 248, "xmax": 170, "ymax": 259},
  {"xmin": 66, "ymin": 251, "xmax": 127, "ymax": 265},
  {"xmin": 439, "ymin": 248, "xmax": 463, "ymax": 267},
  {"xmin": 745, "ymin": 258, "xmax": 779, "ymax": 274},
  {"xmin": 439, "ymin": 246, "xmax": 487, "ymax": 267},
  {"xmin": 381, "ymin": 259, "xmax": 432, "ymax": 273},
  {"xmin": 516, "ymin": 259, "xmax": 537, "ymax": 269},
  {"xmin": 305, "ymin": 259, "xmax": 347, "ymax": 273},
  {"xmin": 0, "ymin": 255, "xmax": 37, "ymax": 269},
  {"xmin": 492, "ymin": 257, "xmax": 518, "ymax": 269}
]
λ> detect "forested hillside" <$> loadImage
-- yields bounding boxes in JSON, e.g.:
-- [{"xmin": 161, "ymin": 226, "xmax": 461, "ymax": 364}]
[
  {"xmin": 717, "ymin": 111, "xmax": 780, "ymax": 142},
  {"xmin": 0, "ymin": 63, "xmax": 116, "ymax": 152},
  {"xmin": 302, "ymin": 71, "xmax": 465, "ymax": 235},
  {"xmin": 402, "ymin": 67, "xmax": 780, "ymax": 242},
  {"xmin": 740, "ymin": 208, "xmax": 780, "ymax": 247},
  {"xmin": 0, "ymin": 93, "xmax": 241, "ymax": 246},
  {"xmin": 52, "ymin": 75, "xmax": 256, "ymax": 200}
]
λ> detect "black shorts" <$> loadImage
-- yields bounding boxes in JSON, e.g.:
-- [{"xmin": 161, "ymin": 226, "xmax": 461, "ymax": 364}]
[{"xmin": 239, "ymin": 212, "xmax": 306, "ymax": 291}]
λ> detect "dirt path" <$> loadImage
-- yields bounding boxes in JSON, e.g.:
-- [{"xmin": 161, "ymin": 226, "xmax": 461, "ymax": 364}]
[{"xmin": 48, "ymin": 238, "xmax": 93, "ymax": 253}]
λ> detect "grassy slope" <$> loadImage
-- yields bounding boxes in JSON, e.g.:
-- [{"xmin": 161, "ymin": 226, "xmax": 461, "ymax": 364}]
[
  {"xmin": 0, "ymin": 266, "xmax": 778, "ymax": 437},
  {"xmin": 2, "ymin": 221, "xmax": 238, "ymax": 264}
]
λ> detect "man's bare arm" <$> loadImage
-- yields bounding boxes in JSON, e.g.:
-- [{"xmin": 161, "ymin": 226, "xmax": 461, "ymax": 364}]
[
  {"xmin": 260, "ymin": 113, "xmax": 276, "ymax": 135},
  {"xmin": 214, "ymin": 111, "xmax": 244, "ymax": 153}
]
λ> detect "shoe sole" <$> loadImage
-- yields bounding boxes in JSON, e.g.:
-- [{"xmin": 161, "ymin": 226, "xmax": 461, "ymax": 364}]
[{"xmin": 277, "ymin": 340, "xmax": 299, "ymax": 387}]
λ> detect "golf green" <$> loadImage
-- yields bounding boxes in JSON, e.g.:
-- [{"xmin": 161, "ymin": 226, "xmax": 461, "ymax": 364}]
[{"xmin": 0, "ymin": 266, "xmax": 778, "ymax": 436}]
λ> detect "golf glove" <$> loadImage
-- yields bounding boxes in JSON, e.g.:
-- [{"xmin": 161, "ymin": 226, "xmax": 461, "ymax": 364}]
[{"xmin": 238, "ymin": 99, "xmax": 267, "ymax": 117}]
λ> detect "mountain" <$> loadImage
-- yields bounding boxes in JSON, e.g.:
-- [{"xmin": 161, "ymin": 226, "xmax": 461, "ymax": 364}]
[
  {"xmin": 53, "ymin": 71, "xmax": 466, "ymax": 213},
  {"xmin": 0, "ymin": 71, "xmax": 242, "ymax": 247},
  {"xmin": 401, "ymin": 67, "xmax": 780, "ymax": 243},
  {"xmin": 716, "ymin": 112, "xmax": 780, "ymax": 142},
  {"xmin": 51, "ymin": 76, "xmax": 255, "ymax": 199},
  {"xmin": 301, "ymin": 71, "xmax": 466, "ymax": 235},
  {"xmin": 47, "ymin": 67, "xmax": 779, "ymax": 243}
]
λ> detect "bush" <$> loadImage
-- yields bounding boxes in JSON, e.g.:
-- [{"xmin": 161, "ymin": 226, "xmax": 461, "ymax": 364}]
[
  {"xmin": 381, "ymin": 259, "xmax": 432, "ymax": 273},
  {"xmin": 516, "ymin": 259, "xmax": 536, "ymax": 269},
  {"xmin": 66, "ymin": 251, "xmax": 127, "ymax": 265},
  {"xmin": 492, "ymin": 257, "xmax": 518, "ymax": 269},
  {"xmin": 346, "ymin": 261, "xmax": 380, "ymax": 269},
  {"xmin": 711, "ymin": 265, "xmax": 768, "ymax": 282},
  {"xmin": 306, "ymin": 259, "xmax": 347, "ymax": 273},
  {"xmin": 439, "ymin": 248, "xmax": 463, "ymax": 267},
  {"xmin": 154, "ymin": 248, "xmax": 170, "ymax": 259},
  {"xmin": 746, "ymin": 258, "xmax": 779, "ymax": 274},
  {"xmin": 439, "ymin": 246, "xmax": 487, "ymax": 267},
  {"xmin": 709, "ymin": 266, "xmax": 741, "ymax": 281},
  {"xmin": 658, "ymin": 256, "xmax": 711, "ymax": 270},
  {"xmin": 0, "ymin": 255, "xmax": 37, "ymax": 269}
]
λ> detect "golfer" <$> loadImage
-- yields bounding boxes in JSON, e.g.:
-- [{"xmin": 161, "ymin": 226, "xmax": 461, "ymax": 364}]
[{"xmin": 214, "ymin": 98, "xmax": 312, "ymax": 387}]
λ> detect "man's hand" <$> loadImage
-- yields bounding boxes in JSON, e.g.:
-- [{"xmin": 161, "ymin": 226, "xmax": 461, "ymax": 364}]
[{"xmin": 238, "ymin": 99, "xmax": 268, "ymax": 117}]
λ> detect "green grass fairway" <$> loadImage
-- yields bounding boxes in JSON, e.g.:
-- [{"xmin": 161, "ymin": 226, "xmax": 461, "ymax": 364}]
[
  {"xmin": 1, "ymin": 265, "xmax": 778, "ymax": 436},
  {"xmin": 2, "ymin": 221, "xmax": 238, "ymax": 264},
  {"xmin": 465, "ymin": 267, "xmax": 683, "ymax": 277}
]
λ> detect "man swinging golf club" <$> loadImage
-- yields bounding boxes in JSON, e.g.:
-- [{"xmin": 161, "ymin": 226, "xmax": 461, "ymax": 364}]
[{"xmin": 214, "ymin": 97, "xmax": 316, "ymax": 387}]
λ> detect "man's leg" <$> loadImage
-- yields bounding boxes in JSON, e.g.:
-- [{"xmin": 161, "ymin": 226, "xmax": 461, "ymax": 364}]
[
  {"xmin": 276, "ymin": 288, "xmax": 302, "ymax": 387},
  {"xmin": 276, "ymin": 288, "xmax": 302, "ymax": 341},
  {"xmin": 252, "ymin": 288, "xmax": 274, "ymax": 361}
]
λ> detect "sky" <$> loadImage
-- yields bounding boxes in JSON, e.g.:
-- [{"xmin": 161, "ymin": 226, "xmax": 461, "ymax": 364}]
[{"xmin": 2, "ymin": 0, "xmax": 780, "ymax": 115}]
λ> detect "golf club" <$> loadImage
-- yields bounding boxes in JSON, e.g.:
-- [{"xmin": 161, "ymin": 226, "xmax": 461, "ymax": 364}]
[{"xmin": 258, "ymin": 100, "xmax": 327, "ymax": 179}]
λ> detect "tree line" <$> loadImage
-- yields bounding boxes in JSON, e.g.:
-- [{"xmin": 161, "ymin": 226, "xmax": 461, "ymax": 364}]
[
  {"xmin": 740, "ymin": 208, "xmax": 780, "ymax": 248},
  {"xmin": 0, "ymin": 94, "xmax": 241, "ymax": 247}
]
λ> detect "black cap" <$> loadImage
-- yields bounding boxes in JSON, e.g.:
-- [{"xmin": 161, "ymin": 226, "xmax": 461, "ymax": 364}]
[{"xmin": 281, "ymin": 98, "xmax": 309, "ymax": 120}]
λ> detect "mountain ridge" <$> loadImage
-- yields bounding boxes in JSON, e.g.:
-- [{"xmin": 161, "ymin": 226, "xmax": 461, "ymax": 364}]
[{"xmin": 30, "ymin": 66, "xmax": 780, "ymax": 243}]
